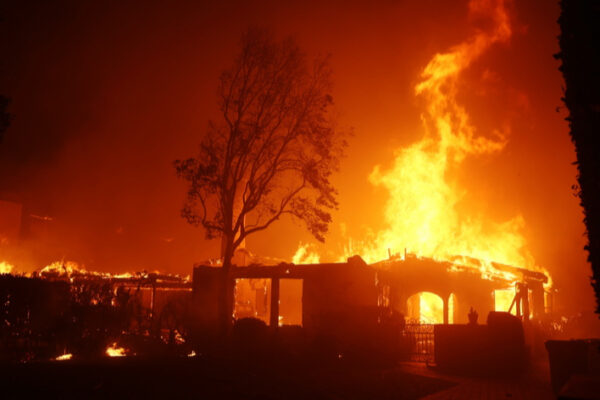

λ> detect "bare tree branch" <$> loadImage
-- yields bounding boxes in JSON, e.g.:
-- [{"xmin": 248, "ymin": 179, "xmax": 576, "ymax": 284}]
[{"xmin": 175, "ymin": 28, "xmax": 348, "ymax": 270}]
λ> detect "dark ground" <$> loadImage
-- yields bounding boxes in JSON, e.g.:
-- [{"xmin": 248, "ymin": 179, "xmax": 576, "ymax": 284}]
[{"xmin": 0, "ymin": 357, "xmax": 456, "ymax": 399}]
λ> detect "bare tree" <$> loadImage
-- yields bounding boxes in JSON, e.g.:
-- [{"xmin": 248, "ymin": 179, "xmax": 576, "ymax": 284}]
[{"xmin": 175, "ymin": 28, "xmax": 347, "ymax": 326}]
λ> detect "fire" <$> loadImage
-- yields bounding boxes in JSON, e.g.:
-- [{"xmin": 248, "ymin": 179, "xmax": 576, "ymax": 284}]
[
  {"xmin": 495, "ymin": 287, "xmax": 517, "ymax": 315},
  {"xmin": 407, "ymin": 292, "xmax": 445, "ymax": 324},
  {"xmin": 54, "ymin": 353, "xmax": 73, "ymax": 361},
  {"xmin": 276, "ymin": 1, "xmax": 552, "ymax": 324},
  {"xmin": 342, "ymin": 0, "xmax": 549, "ymax": 286},
  {"xmin": 0, "ymin": 261, "xmax": 13, "ymax": 275},
  {"xmin": 292, "ymin": 243, "xmax": 320, "ymax": 264},
  {"xmin": 39, "ymin": 260, "xmax": 189, "ymax": 284},
  {"xmin": 419, "ymin": 292, "xmax": 444, "ymax": 324},
  {"xmin": 41, "ymin": 260, "xmax": 134, "ymax": 280},
  {"xmin": 365, "ymin": 0, "xmax": 522, "ymax": 266},
  {"xmin": 105, "ymin": 342, "xmax": 127, "ymax": 357}
]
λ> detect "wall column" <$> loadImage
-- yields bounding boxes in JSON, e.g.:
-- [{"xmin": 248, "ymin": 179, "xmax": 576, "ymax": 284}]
[
  {"xmin": 270, "ymin": 278, "xmax": 280, "ymax": 327},
  {"xmin": 443, "ymin": 294, "xmax": 449, "ymax": 325}
]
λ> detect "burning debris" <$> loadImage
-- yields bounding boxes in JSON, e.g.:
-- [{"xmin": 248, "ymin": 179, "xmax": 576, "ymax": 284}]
[
  {"xmin": 0, "ymin": 261, "xmax": 13, "ymax": 275},
  {"xmin": 105, "ymin": 342, "xmax": 127, "ymax": 357},
  {"xmin": 54, "ymin": 353, "xmax": 73, "ymax": 361},
  {"xmin": 0, "ymin": 260, "xmax": 195, "ymax": 363},
  {"xmin": 39, "ymin": 260, "xmax": 190, "ymax": 285}
]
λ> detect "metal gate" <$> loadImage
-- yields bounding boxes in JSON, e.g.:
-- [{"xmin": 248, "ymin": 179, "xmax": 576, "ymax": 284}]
[{"xmin": 404, "ymin": 324, "xmax": 434, "ymax": 363}]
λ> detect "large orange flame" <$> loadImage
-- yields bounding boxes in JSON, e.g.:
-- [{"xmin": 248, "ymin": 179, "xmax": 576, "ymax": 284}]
[
  {"xmin": 292, "ymin": 243, "xmax": 320, "ymax": 264},
  {"xmin": 345, "ymin": 0, "xmax": 545, "ymax": 278},
  {"xmin": 0, "ymin": 261, "xmax": 13, "ymax": 275}
]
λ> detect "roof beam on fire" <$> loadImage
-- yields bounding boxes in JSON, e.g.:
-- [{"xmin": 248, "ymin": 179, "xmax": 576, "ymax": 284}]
[{"xmin": 491, "ymin": 262, "xmax": 548, "ymax": 284}]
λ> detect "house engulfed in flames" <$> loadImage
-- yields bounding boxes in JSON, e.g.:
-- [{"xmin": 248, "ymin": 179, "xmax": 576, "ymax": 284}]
[
  {"xmin": 192, "ymin": 251, "xmax": 551, "ymax": 337},
  {"xmin": 191, "ymin": 0, "xmax": 555, "ymax": 340}
]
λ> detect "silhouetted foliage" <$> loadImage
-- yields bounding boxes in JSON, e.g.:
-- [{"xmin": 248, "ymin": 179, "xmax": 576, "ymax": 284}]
[
  {"xmin": 232, "ymin": 317, "xmax": 270, "ymax": 360},
  {"xmin": 556, "ymin": 1, "xmax": 600, "ymax": 314},
  {"xmin": 0, "ymin": 276, "xmax": 70, "ymax": 362},
  {"xmin": 68, "ymin": 281, "xmax": 133, "ymax": 358},
  {"xmin": 0, "ymin": 274, "xmax": 196, "ymax": 361},
  {"xmin": 0, "ymin": 95, "xmax": 11, "ymax": 143}
]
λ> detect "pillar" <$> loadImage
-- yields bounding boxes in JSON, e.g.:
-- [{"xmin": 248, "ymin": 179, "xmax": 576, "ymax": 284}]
[
  {"xmin": 443, "ymin": 294, "xmax": 449, "ymax": 325},
  {"xmin": 270, "ymin": 278, "xmax": 280, "ymax": 327},
  {"xmin": 529, "ymin": 281, "xmax": 545, "ymax": 319}
]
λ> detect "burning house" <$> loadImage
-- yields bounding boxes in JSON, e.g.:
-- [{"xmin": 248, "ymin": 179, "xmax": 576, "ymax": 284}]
[
  {"xmin": 185, "ymin": 0, "xmax": 559, "ymax": 352},
  {"xmin": 1, "ymin": 3, "xmax": 596, "ymax": 395},
  {"xmin": 191, "ymin": 250, "xmax": 551, "ymax": 362},
  {"xmin": 376, "ymin": 254, "xmax": 550, "ymax": 324},
  {"xmin": 193, "ymin": 256, "xmax": 377, "ymax": 333}
]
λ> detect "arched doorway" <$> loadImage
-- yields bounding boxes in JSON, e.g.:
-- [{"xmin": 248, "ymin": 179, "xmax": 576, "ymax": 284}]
[{"xmin": 406, "ymin": 292, "xmax": 444, "ymax": 324}]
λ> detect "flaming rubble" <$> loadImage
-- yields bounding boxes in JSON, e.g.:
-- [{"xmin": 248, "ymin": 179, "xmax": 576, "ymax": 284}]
[
  {"xmin": 54, "ymin": 353, "xmax": 73, "ymax": 361},
  {"xmin": 39, "ymin": 261, "xmax": 188, "ymax": 282},
  {"xmin": 0, "ymin": 261, "xmax": 13, "ymax": 275},
  {"xmin": 106, "ymin": 342, "xmax": 127, "ymax": 357}
]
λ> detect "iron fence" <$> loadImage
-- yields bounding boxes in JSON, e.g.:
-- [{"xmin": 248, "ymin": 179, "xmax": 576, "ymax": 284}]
[{"xmin": 403, "ymin": 323, "xmax": 435, "ymax": 363}]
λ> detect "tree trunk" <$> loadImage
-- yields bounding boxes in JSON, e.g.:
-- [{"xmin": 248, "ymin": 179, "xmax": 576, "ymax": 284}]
[
  {"xmin": 219, "ymin": 235, "xmax": 236, "ymax": 336},
  {"xmin": 219, "ymin": 192, "xmax": 245, "ymax": 334}
]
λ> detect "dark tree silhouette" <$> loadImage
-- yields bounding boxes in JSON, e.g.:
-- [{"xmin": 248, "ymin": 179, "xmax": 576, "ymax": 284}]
[
  {"xmin": 0, "ymin": 95, "xmax": 11, "ymax": 142},
  {"xmin": 175, "ymin": 28, "xmax": 347, "ymax": 327},
  {"xmin": 556, "ymin": 1, "xmax": 600, "ymax": 314}
]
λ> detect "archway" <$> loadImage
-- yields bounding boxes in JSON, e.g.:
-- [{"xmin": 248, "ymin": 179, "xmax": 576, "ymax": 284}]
[{"xmin": 406, "ymin": 292, "xmax": 444, "ymax": 324}]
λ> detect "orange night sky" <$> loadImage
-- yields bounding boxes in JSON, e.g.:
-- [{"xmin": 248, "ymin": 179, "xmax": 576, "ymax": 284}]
[{"xmin": 0, "ymin": 0, "xmax": 591, "ymax": 315}]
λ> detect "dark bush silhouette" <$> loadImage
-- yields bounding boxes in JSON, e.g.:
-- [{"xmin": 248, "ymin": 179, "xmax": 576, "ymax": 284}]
[
  {"xmin": 0, "ymin": 95, "xmax": 11, "ymax": 143},
  {"xmin": 231, "ymin": 317, "xmax": 270, "ymax": 361},
  {"xmin": 556, "ymin": 0, "xmax": 600, "ymax": 314},
  {"xmin": 0, "ymin": 276, "xmax": 70, "ymax": 362}
]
